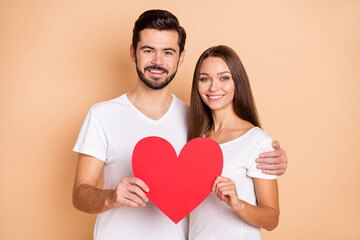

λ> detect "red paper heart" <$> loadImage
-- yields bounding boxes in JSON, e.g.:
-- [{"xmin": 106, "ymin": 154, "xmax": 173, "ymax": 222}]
[{"xmin": 132, "ymin": 136, "xmax": 223, "ymax": 223}]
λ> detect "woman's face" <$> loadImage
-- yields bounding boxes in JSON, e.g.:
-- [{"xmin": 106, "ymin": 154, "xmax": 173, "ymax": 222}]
[{"xmin": 197, "ymin": 57, "xmax": 235, "ymax": 112}]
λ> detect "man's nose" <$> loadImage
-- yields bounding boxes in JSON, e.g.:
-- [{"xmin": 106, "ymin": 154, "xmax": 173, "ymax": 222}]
[{"xmin": 151, "ymin": 52, "xmax": 163, "ymax": 65}]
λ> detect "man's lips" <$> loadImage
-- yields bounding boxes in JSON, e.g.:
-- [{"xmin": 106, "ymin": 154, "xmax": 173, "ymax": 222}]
[{"xmin": 144, "ymin": 65, "xmax": 168, "ymax": 75}]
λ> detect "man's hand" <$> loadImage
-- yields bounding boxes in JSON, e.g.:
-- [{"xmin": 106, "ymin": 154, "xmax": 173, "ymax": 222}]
[
  {"xmin": 256, "ymin": 140, "xmax": 288, "ymax": 176},
  {"xmin": 108, "ymin": 177, "xmax": 150, "ymax": 209},
  {"xmin": 73, "ymin": 154, "xmax": 150, "ymax": 213}
]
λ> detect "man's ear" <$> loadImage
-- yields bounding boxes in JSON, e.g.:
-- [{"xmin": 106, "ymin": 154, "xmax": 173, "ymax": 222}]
[
  {"xmin": 178, "ymin": 49, "xmax": 185, "ymax": 67},
  {"xmin": 130, "ymin": 44, "xmax": 136, "ymax": 62}
]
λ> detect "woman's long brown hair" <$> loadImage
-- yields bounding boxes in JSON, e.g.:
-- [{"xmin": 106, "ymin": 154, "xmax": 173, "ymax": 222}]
[{"xmin": 188, "ymin": 45, "xmax": 261, "ymax": 141}]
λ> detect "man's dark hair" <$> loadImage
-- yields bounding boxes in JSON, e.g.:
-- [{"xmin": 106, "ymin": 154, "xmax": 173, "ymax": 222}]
[{"xmin": 132, "ymin": 9, "xmax": 186, "ymax": 54}]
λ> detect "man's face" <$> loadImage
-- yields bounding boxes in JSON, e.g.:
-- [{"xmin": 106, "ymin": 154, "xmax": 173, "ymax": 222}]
[{"xmin": 131, "ymin": 29, "xmax": 185, "ymax": 90}]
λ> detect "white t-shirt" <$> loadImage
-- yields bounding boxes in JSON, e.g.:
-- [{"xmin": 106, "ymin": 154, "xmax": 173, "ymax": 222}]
[
  {"xmin": 189, "ymin": 127, "xmax": 276, "ymax": 240},
  {"xmin": 73, "ymin": 93, "xmax": 189, "ymax": 240}
]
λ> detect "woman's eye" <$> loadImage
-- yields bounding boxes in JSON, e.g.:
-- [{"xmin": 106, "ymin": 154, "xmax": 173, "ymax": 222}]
[
  {"xmin": 220, "ymin": 76, "xmax": 229, "ymax": 81},
  {"xmin": 200, "ymin": 78, "xmax": 209, "ymax": 82}
]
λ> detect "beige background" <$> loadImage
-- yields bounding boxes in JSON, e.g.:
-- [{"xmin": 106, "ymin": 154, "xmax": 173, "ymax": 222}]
[{"xmin": 1, "ymin": 0, "xmax": 359, "ymax": 239}]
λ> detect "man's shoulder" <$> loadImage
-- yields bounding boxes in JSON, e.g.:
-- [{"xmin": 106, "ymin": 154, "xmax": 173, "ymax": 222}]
[{"xmin": 89, "ymin": 94, "xmax": 128, "ymax": 114}]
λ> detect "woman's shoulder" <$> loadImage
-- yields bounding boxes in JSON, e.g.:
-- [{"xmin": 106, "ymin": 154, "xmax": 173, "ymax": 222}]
[
  {"xmin": 244, "ymin": 127, "xmax": 273, "ymax": 146},
  {"xmin": 249, "ymin": 127, "xmax": 271, "ymax": 138}
]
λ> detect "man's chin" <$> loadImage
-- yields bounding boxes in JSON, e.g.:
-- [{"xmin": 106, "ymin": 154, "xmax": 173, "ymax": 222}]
[
  {"xmin": 140, "ymin": 78, "xmax": 169, "ymax": 90},
  {"xmin": 136, "ymin": 67, "xmax": 177, "ymax": 90}
]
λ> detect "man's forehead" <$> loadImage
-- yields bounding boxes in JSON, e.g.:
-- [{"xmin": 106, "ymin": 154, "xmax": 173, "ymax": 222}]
[{"xmin": 137, "ymin": 29, "xmax": 179, "ymax": 50}]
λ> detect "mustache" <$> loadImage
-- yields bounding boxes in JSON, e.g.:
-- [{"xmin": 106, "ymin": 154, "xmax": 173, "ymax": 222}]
[{"xmin": 144, "ymin": 65, "xmax": 169, "ymax": 74}]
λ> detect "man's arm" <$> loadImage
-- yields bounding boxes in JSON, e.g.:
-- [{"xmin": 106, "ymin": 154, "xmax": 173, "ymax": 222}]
[
  {"xmin": 72, "ymin": 154, "xmax": 149, "ymax": 214},
  {"xmin": 256, "ymin": 140, "xmax": 288, "ymax": 176}
]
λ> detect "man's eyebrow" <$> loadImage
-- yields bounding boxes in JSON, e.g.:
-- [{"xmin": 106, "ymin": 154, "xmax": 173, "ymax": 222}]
[
  {"xmin": 140, "ymin": 46, "xmax": 155, "ymax": 50},
  {"xmin": 140, "ymin": 46, "xmax": 177, "ymax": 53},
  {"xmin": 163, "ymin": 48, "xmax": 177, "ymax": 53}
]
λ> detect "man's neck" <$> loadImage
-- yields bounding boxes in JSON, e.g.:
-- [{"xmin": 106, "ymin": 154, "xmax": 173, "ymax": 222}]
[{"xmin": 127, "ymin": 82, "xmax": 173, "ymax": 120}]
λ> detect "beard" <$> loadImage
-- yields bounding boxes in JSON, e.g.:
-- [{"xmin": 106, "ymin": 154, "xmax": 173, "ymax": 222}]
[{"xmin": 135, "ymin": 60, "xmax": 179, "ymax": 90}]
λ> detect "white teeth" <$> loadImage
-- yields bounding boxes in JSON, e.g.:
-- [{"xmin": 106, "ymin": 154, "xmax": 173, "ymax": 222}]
[
  {"xmin": 149, "ymin": 70, "xmax": 164, "ymax": 74},
  {"xmin": 208, "ymin": 95, "xmax": 223, "ymax": 99}
]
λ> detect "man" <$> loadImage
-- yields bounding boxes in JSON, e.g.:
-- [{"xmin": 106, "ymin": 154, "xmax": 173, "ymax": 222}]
[{"xmin": 72, "ymin": 9, "xmax": 287, "ymax": 240}]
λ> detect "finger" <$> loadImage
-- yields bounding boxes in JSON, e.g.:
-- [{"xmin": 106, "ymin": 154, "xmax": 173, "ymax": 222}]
[
  {"xmin": 215, "ymin": 183, "xmax": 225, "ymax": 197},
  {"xmin": 217, "ymin": 182, "xmax": 237, "ymax": 194},
  {"xmin": 217, "ymin": 182, "xmax": 236, "ymax": 190},
  {"xmin": 119, "ymin": 197, "xmax": 141, "ymax": 208},
  {"xmin": 256, "ymin": 155, "xmax": 283, "ymax": 164},
  {"xmin": 128, "ymin": 177, "xmax": 150, "ymax": 192},
  {"xmin": 116, "ymin": 180, "xmax": 149, "ymax": 203},
  {"xmin": 215, "ymin": 181, "xmax": 235, "ymax": 189},
  {"xmin": 220, "ymin": 189, "xmax": 237, "ymax": 199},
  {"xmin": 217, "ymin": 189, "xmax": 226, "ymax": 201},
  {"xmin": 215, "ymin": 184, "xmax": 220, "ymax": 197},
  {"xmin": 219, "ymin": 191, "xmax": 227, "ymax": 201},
  {"xmin": 212, "ymin": 176, "xmax": 230, "ymax": 191},
  {"xmin": 258, "ymin": 149, "xmax": 283, "ymax": 159},
  {"xmin": 214, "ymin": 176, "xmax": 231, "ymax": 184},
  {"xmin": 218, "ymin": 188, "xmax": 236, "ymax": 200},
  {"xmin": 257, "ymin": 162, "xmax": 287, "ymax": 171},
  {"xmin": 219, "ymin": 190, "xmax": 235, "ymax": 202},
  {"xmin": 127, "ymin": 185, "xmax": 149, "ymax": 203},
  {"xmin": 272, "ymin": 140, "xmax": 280, "ymax": 149},
  {"xmin": 212, "ymin": 176, "xmax": 221, "ymax": 191},
  {"xmin": 215, "ymin": 181, "xmax": 236, "ymax": 196},
  {"xmin": 119, "ymin": 190, "xmax": 146, "ymax": 207}
]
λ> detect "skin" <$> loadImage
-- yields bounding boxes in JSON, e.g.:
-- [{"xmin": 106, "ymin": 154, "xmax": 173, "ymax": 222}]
[{"xmin": 198, "ymin": 57, "xmax": 279, "ymax": 230}]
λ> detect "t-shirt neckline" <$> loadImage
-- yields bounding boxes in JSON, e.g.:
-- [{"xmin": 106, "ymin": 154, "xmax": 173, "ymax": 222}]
[
  {"xmin": 218, "ymin": 127, "xmax": 259, "ymax": 146},
  {"xmin": 123, "ymin": 93, "xmax": 176, "ymax": 124}
]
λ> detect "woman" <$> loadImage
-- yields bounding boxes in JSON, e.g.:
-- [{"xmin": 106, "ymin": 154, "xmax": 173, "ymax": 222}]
[{"xmin": 188, "ymin": 45, "xmax": 279, "ymax": 240}]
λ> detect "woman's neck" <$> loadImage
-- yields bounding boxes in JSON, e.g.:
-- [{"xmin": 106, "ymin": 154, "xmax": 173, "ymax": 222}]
[
  {"xmin": 207, "ymin": 106, "xmax": 254, "ymax": 143},
  {"xmin": 210, "ymin": 106, "xmax": 241, "ymax": 133}
]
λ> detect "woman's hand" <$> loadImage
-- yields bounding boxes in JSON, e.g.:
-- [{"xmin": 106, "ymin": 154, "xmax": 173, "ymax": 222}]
[
  {"xmin": 212, "ymin": 176, "xmax": 279, "ymax": 231},
  {"xmin": 212, "ymin": 176, "xmax": 242, "ymax": 210}
]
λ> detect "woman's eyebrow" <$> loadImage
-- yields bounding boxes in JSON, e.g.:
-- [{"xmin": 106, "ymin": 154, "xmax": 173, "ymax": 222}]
[{"xmin": 218, "ymin": 71, "xmax": 231, "ymax": 75}]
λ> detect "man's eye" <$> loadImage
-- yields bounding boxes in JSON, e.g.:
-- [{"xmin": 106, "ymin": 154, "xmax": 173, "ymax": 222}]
[
  {"xmin": 164, "ymin": 51, "xmax": 173, "ymax": 56},
  {"xmin": 144, "ymin": 50, "xmax": 153, "ymax": 53}
]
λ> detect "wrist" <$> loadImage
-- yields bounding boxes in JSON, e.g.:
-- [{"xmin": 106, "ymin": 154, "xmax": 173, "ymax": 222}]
[
  {"xmin": 104, "ymin": 190, "xmax": 116, "ymax": 210},
  {"xmin": 233, "ymin": 199, "xmax": 245, "ymax": 213}
]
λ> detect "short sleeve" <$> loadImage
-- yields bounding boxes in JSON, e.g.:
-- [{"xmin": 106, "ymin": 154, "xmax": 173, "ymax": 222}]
[
  {"xmin": 73, "ymin": 109, "xmax": 107, "ymax": 161},
  {"xmin": 247, "ymin": 138, "xmax": 277, "ymax": 179}
]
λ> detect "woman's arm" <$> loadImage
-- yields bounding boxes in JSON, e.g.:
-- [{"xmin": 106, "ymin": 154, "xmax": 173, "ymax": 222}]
[{"xmin": 212, "ymin": 176, "xmax": 279, "ymax": 231}]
